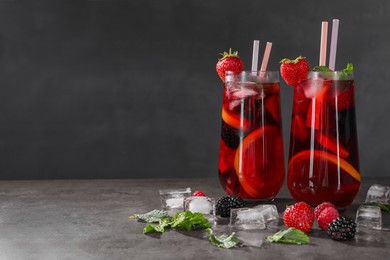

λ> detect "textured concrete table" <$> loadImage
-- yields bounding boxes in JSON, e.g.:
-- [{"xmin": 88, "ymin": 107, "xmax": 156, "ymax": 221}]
[{"xmin": 1, "ymin": 177, "xmax": 389, "ymax": 260}]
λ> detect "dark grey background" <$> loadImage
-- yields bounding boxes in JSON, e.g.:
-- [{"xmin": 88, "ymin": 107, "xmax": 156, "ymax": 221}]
[{"xmin": 0, "ymin": 0, "xmax": 389, "ymax": 179}]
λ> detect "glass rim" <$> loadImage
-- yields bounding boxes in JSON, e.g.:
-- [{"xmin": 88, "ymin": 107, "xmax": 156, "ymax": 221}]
[
  {"xmin": 225, "ymin": 70, "xmax": 279, "ymax": 83},
  {"xmin": 308, "ymin": 71, "xmax": 354, "ymax": 80}
]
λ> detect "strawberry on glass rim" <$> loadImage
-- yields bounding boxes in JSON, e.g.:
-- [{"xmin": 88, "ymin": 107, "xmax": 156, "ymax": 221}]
[
  {"xmin": 216, "ymin": 48, "xmax": 244, "ymax": 82},
  {"xmin": 280, "ymin": 56, "xmax": 310, "ymax": 87}
]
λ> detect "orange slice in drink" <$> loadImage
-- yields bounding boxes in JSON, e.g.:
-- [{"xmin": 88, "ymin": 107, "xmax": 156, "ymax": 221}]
[
  {"xmin": 222, "ymin": 106, "xmax": 249, "ymax": 131},
  {"xmin": 234, "ymin": 126, "xmax": 284, "ymax": 198},
  {"xmin": 288, "ymin": 150, "xmax": 360, "ymax": 182},
  {"xmin": 315, "ymin": 132, "xmax": 349, "ymax": 159}
]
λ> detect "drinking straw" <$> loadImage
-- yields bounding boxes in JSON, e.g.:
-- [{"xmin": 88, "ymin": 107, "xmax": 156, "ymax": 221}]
[
  {"xmin": 319, "ymin": 21, "xmax": 328, "ymax": 66},
  {"xmin": 260, "ymin": 42, "xmax": 272, "ymax": 72},
  {"xmin": 251, "ymin": 40, "xmax": 260, "ymax": 72},
  {"xmin": 328, "ymin": 19, "xmax": 340, "ymax": 71}
]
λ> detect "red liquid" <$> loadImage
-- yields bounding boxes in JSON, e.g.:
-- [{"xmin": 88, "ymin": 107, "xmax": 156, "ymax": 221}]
[
  {"xmin": 218, "ymin": 81, "xmax": 285, "ymax": 200},
  {"xmin": 287, "ymin": 78, "xmax": 360, "ymax": 208}
]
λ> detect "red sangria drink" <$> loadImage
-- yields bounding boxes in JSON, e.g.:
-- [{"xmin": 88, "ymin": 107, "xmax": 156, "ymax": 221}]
[
  {"xmin": 218, "ymin": 71, "xmax": 285, "ymax": 200},
  {"xmin": 287, "ymin": 71, "xmax": 360, "ymax": 208}
]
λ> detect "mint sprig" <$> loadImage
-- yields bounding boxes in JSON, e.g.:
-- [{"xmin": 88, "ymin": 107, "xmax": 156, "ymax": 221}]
[
  {"xmin": 144, "ymin": 218, "xmax": 172, "ymax": 234},
  {"xmin": 171, "ymin": 211, "xmax": 211, "ymax": 231},
  {"xmin": 206, "ymin": 228, "xmax": 240, "ymax": 249},
  {"xmin": 312, "ymin": 65, "xmax": 333, "ymax": 72},
  {"xmin": 339, "ymin": 63, "xmax": 354, "ymax": 79},
  {"xmin": 130, "ymin": 210, "xmax": 240, "ymax": 249},
  {"xmin": 267, "ymin": 228, "xmax": 309, "ymax": 245}
]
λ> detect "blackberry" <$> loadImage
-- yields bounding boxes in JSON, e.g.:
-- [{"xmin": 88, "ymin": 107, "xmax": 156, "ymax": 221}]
[
  {"xmin": 216, "ymin": 196, "xmax": 246, "ymax": 218},
  {"xmin": 220, "ymin": 121, "xmax": 240, "ymax": 150},
  {"xmin": 327, "ymin": 216, "xmax": 356, "ymax": 241}
]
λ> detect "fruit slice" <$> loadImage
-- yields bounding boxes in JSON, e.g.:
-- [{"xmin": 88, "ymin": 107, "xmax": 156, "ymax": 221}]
[
  {"xmin": 291, "ymin": 114, "xmax": 309, "ymax": 143},
  {"xmin": 315, "ymin": 132, "xmax": 349, "ymax": 159},
  {"xmin": 218, "ymin": 138, "xmax": 236, "ymax": 173},
  {"xmin": 234, "ymin": 126, "xmax": 284, "ymax": 198},
  {"xmin": 222, "ymin": 106, "xmax": 249, "ymax": 131},
  {"xmin": 330, "ymin": 85, "xmax": 354, "ymax": 111},
  {"xmin": 264, "ymin": 95, "xmax": 280, "ymax": 122},
  {"xmin": 288, "ymin": 150, "xmax": 360, "ymax": 182}
]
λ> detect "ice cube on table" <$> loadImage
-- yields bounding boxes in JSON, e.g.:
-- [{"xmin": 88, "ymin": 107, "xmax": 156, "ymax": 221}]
[
  {"xmin": 365, "ymin": 184, "xmax": 390, "ymax": 204},
  {"xmin": 230, "ymin": 204, "xmax": 279, "ymax": 230},
  {"xmin": 356, "ymin": 205, "xmax": 382, "ymax": 231},
  {"xmin": 184, "ymin": 196, "xmax": 215, "ymax": 216},
  {"xmin": 159, "ymin": 188, "xmax": 191, "ymax": 209}
]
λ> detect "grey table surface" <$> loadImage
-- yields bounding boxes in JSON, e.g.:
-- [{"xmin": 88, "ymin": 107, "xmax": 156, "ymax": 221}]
[{"xmin": 0, "ymin": 177, "xmax": 389, "ymax": 260}]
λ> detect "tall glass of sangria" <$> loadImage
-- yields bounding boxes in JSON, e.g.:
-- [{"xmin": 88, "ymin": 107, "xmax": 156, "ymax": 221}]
[
  {"xmin": 287, "ymin": 71, "xmax": 360, "ymax": 208},
  {"xmin": 218, "ymin": 71, "xmax": 285, "ymax": 200}
]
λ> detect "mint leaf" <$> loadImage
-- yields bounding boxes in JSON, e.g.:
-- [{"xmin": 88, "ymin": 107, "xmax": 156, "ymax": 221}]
[
  {"xmin": 171, "ymin": 211, "xmax": 211, "ymax": 231},
  {"xmin": 312, "ymin": 66, "xmax": 333, "ymax": 72},
  {"xmin": 206, "ymin": 228, "xmax": 240, "ymax": 249},
  {"xmin": 143, "ymin": 218, "xmax": 172, "ymax": 234},
  {"xmin": 339, "ymin": 63, "xmax": 354, "ymax": 79},
  {"xmin": 129, "ymin": 209, "xmax": 171, "ymax": 223},
  {"xmin": 365, "ymin": 202, "xmax": 390, "ymax": 213},
  {"xmin": 267, "ymin": 228, "xmax": 309, "ymax": 245},
  {"xmin": 343, "ymin": 63, "xmax": 353, "ymax": 75}
]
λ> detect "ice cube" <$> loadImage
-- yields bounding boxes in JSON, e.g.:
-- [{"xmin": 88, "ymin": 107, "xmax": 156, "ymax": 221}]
[
  {"xmin": 356, "ymin": 205, "xmax": 382, "ymax": 231},
  {"xmin": 159, "ymin": 188, "xmax": 191, "ymax": 209},
  {"xmin": 184, "ymin": 196, "xmax": 215, "ymax": 216},
  {"xmin": 230, "ymin": 204, "xmax": 279, "ymax": 230},
  {"xmin": 227, "ymin": 82, "xmax": 259, "ymax": 100},
  {"xmin": 303, "ymin": 79, "xmax": 325, "ymax": 99},
  {"xmin": 365, "ymin": 184, "xmax": 390, "ymax": 204}
]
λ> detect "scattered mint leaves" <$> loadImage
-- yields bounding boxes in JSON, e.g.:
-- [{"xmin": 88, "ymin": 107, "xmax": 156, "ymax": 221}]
[
  {"xmin": 365, "ymin": 202, "xmax": 390, "ymax": 213},
  {"xmin": 206, "ymin": 228, "xmax": 240, "ymax": 249},
  {"xmin": 267, "ymin": 228, "xmax": 309, "ymax": 245},
  {"xmin": 129, "ymin": 209, "xmax": 171, "ymax": 223},
  {"xmin": 312, "ymin": 65, "xmax": 333, "ymax": 72},
  {"xmin": 144, "ymin": 218, "xmax": 172, "ymax": 234},
  {"xmin": 171, "ymin": 211, "xmax": 211, "ymax": 231},
  {"xmin": 131, "ymin": 210, "xmax": 237, "ymax": 248}
]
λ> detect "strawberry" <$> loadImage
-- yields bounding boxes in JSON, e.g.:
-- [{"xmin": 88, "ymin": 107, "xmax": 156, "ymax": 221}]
[
  {"xmin": 283, "ymin": 202, "xmax": 315, "ymax": 233},
  {"xmin": 291, "ymin": 114, "xmax": 309, "ymax": 143},
  {"xmin": 280, "ymin": 56, "xmax": 310, "ymax": 87},
  {"xmin": 330, "ymin": 86, "xmax": 354, "ymax": 111},
  {"xmin": 192, "ymin": 191, "xmax": 206, "ymax": 196},
  {"xmin": 216, "ymin": 48, "xmax": 244, "ymax": 82},
  {"xmin": 318, "ymin": 207, "xmax": 339, "ymax": 230},
  {"xmin": 314, "ymin": 202, "xmax": 336, "ymax": 219}
]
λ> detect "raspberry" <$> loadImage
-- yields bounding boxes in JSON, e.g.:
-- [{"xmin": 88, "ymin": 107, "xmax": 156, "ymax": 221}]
[
  {"xmin": 283, "ymin": 202, "xmax": 314, "ymax": 233},
  {"xmin": 192, "ymin": 191, "xmax": 206, "ymax": 197},
  {"xmin": 314, "ymin": 202, "xmax": 336, "ymax": 219},
  {"xmin": 318, "ymin": 207, "xmax": 339, "ymax": 230}
]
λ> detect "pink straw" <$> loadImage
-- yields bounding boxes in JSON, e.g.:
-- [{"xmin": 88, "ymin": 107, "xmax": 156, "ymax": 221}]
[
  {"xmin": 260, "ymin": 42, "xmax": 272, "ymax": 72},
  {"xmin": 328, "ymin": 19, "xmax": 339, "ymax": 71},
  {"xmin": 319, "ymin": 21, "xmax": 328, "ymax": 66},
  {"xmin": 251, "ymin": 40, "xmax": 260, "ymax": 72}
]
